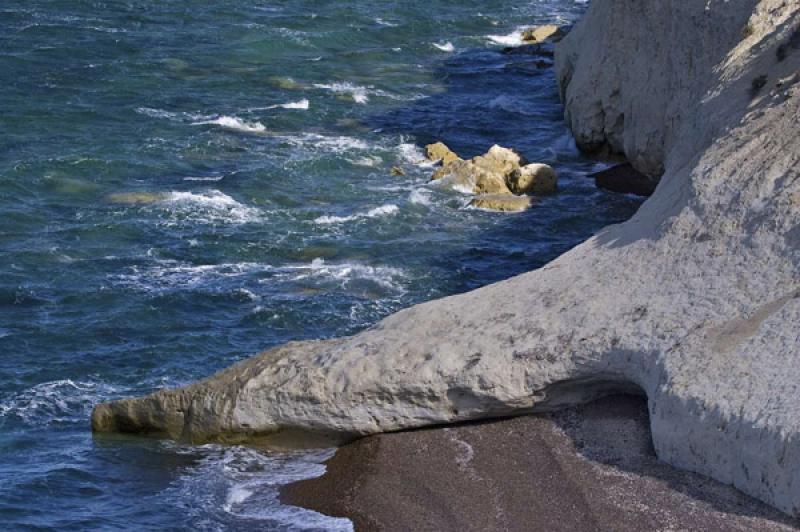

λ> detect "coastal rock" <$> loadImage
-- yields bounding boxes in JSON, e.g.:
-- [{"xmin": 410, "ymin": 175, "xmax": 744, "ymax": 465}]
[
  {"xmin": 94, "ymin": 0, "xmax": 800, "ymax": 518},
  {"xmin": 469, "ymin": 194, "xmax": 533, "ymax": 212},
  {"xmin": 107, "ymin": 192, "xmax": 166, "ymax": 204},
  {"xmin": 430, "ymin": 144, "xmax": 526, "ymax": 195},
  {"xmin": 425, "ymin": 142, "xmax": 460, "ymax": 166},
  {"xmin": 507, "ymin": 163, "xmax": 558, "ymax": 195},
  {"xmin": 431, "ymin": 160, "xmax": 512, "ymax": 195},
  {"xmin": 522, "ymin": 25, "xmax": 564, "ymax": 44},
  {"xmin": 473, "ymin": 145, "xmax": 527, "ymax": 176}
]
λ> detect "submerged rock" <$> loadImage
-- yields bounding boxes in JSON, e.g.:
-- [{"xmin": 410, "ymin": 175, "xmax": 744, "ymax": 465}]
[
  {"xmin": 508, "ymin": 163, "xmax": 558, "ymax": 195},
  {"xmin": 469, "ymin": 194, "xmax": 533, "ymax": 212},
  {"xmin": 591, "ymin": 163, "xmax": 657, "ymax": 197},
  {"xmin": 106, "ymin": 192, "xmax": 166, "ymax": 204}
]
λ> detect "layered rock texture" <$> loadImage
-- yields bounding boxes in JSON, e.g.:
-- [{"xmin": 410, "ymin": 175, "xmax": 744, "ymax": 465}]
[{"xmin": 93, "ymin": 0, "xmax": 800, "ymax": 517}]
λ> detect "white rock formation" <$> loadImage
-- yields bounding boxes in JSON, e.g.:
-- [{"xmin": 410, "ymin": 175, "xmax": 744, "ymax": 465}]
[{"xmin": 93, "ymin": 0, "xmax": 800, "ymax": 517}]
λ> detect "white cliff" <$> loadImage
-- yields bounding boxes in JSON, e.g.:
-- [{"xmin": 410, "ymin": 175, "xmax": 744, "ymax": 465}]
[{"xmin": 93, "ymin": 0, "xmax": 800, "ymax": 516}]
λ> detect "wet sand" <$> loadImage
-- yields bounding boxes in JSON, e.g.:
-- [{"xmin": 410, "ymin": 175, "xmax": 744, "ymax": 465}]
[{"xmin": 282, "ymin": 395, "xmax": 799, "ymax": 531}]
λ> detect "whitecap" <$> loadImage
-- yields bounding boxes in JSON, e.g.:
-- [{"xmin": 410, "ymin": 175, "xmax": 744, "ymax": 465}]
[
  {"xmin": 433, "ymin": 41, "xmax": 455, "ymax": 52},
  {"xmin": 223, "ymin": 485, "xmax": 253, "ymax": 512},
  {"xmin": 314, "ymin": 203, "xmax": 399, "ymax": 225},
  {"xmin": 0, "ymin": 379, "xmax": 122, "ymax": 426},
  {"xmin": 136, "ymin": 107, "xmax": 180, "ymax": 120},
  {"xmin": 192, "ymin": 116, "xmax": 266, "ymax": 134},
  {"xmin": 397, "ymin": 142, "xmax": 435, "ymax": 167},
  {"xmin": 487, "ymin": 28, "xmax": 525, "ymax": 46},
  {"xmin": 253, "ymin": 99, "xmax": 310, "ymax": 111},
  {"xmin": 275, "ymin": 99, "xmax": 309, "ymax": 110},
  {"xmin": 347, "ymin": 155, "xmax": 383, "ymax": 167},
  {"xmin": 313, "ymin": 82, "xmax": 370, "ymax": 104},
  {"xmin": 409, "ymin": 187, "xmax": 433, "ymax": 205},
  {"xmin": 112, "ymin": 261, "xmax": 269, "ymax": 293},
  {"xmin": 282, "ymin": 133, "xmax": 371, "ymax": 154},
  {"xmin": 182, "ymin": 176, "xmax": 224, "ymax": 182},
  {"xmin": 158, "ymin": 190, "xmax": 263, "ymax": 225},
  {"xmin": 290, "ymin": 258, "xmax": 406, "ymax": 291}
]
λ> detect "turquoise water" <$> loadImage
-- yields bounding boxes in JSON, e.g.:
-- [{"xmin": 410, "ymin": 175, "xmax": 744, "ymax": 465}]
[{"xmin": 0, "ymin": 1, "xmax": 642, "ymax": 529}]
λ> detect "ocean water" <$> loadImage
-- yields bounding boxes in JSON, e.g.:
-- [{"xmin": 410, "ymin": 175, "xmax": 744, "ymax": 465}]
[{"xmin": 0, "ymin": 1, "xmax": 642, "ymax": 530}]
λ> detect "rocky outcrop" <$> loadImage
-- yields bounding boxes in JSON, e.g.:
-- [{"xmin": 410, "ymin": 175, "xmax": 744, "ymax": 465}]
[
  {"xmin": 469, "ymin": 194, "xmax": 534, "ymax": 212},
  {"xmin": 425, "ymin": 142, "xmax": 461, "ymax": 166},
  {"xmin": 432, "ymin": 158, "xmax": 514, "ymax": 195},
  {"xmin": 93, "ymin": 0, "xmax": 800, "ymax": 517},
  {"xmin": 508, "ymin": 163, "xmax": 558, "ymax": 195},
  {"xmin": 522, "ymin": 25, "xmax": 564, "ymax": 44},
  {"xmin": 429, "ymin": 144, "xmax": 557, "ymax": 208}
]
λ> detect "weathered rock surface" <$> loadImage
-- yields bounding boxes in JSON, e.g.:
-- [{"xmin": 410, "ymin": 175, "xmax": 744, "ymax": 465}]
[
  {"xmin": 469, "ymin": 194, "xmax": 533, "ymax": 212},
  {"xmin": 508, "ymin": 163, "xmax": 558, "ymax": 195},
  {"xmin": 431, "ymin": 159, "xmax": 513, "ymax": 195},
  {"xmin": 522, "ymin": 24, "xmax": 564, "ymax": 44},
  {"xmin": 591, "ymin": 163, "xmax": 657, "ymax": 197},
  {"xmin": 429, "ymin": 144, "xmax": 529, "ymax": 198},
  {"xmin": 93, "ymin": 0, "xmax": 800, "ymax": 517},
  {"xmin": 424, "ymin": 141, "xmax": 460, "ymax": 166}
]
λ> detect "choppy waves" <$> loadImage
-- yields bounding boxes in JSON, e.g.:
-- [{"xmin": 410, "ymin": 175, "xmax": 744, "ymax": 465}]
[
  {"xmin": 0, "ymin": 379, "xmax": 120, "ymax": 426},
  {"xmin": 154, "ymin": 190, "xmax": 263, "ymax": 225},
  {"xmin": 161, "ymin": 444, "xmax": 352, "ymax": 530},
  {"xmin": 314, "ymin": 203, "xmax": 399, "ymax": 225}
]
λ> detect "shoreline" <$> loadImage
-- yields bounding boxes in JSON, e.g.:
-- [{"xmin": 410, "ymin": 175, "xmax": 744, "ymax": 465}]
[
  {"xmin": 281, "ymin": 395, "xmax": 799, "ymax": 531},
  {"xmin": 92, "ymin": 0, "xmax": 800, "ymax": 519}
]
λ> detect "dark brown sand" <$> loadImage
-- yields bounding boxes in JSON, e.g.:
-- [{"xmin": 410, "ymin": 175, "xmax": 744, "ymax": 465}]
[{"xmin": 282, "ymin": 395, "xmax": 800, "ymax": 531}]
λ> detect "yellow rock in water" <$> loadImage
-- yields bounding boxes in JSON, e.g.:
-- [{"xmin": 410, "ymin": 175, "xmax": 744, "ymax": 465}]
[{"xmin": 469, "ymin": 194, "xmax": 533, "ymax": 212}]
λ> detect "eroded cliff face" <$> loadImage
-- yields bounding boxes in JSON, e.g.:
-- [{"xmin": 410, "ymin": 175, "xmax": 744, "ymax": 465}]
[{"xmin": 93, "ymin": 0, "xmax": 800, "ymax": 517}]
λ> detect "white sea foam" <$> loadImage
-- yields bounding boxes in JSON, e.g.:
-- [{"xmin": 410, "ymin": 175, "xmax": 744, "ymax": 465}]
[
  {"xmin": 283, "ymin": 133, "xmax": 371, "ymax": 155},
  {"xmin": 161, "ymin": 445, "xmax": 352, "ymax": 531},
  {"xmin": 136, "ymin": 107, "xmax": 180, "ymax": 120},
  {"xmin": 0, "ymin": 379, "xmax": 121, "ymax": 426},
  {"xmin": 397, "ymin": 142, "xmax": 433, "ymax": 166},
  {"xmin": 433, "ymin": 41, "xmax": 455, "ymax": 52},
  {"xmin": 135, "ymin": 107, "xmax": 211, "ymax": 122},
  {"xmin": 375, "ymin": 17, "xmax": 398, "ymax": 27},
  {"xmin": 277, "ymin": 99, "xmax": 310, "ymax": 110},
  {"xmin": 223, "ymin": 485, "xmax": 254, "ymax": 512},
  {"xmin": 290, "ymin": 258, "xmax": 405, "ymax": 291},
  {"xmin": 313, "ymin": 82, "xmax": 370, "ymax": 104},
  {"xmin": 314, "ymin": 203, "xmax": 399, "ymax": 225},
  {"xmin": 253, "ymin": 99, "xmax": 310, "ymax": 111},
  {"xmin": 348, "ymin": 155, "xmax": 383, "ymax": 167},
  {"xmin": 192, "ymin": 116, "xmax": 267, "ymax": 134},
  {"xmin": 409, "ymin": 187, "xmax": 433, "ymax": 205},
  {"xmin": 487, "ymin": 28, "xmax": 525, "ymax": 46},
  {"xmin": 112, "ymin": 261, "xmax": 269, "ymax": 292},
  {"xmin": 182, "ymin": 176, "xmax": 224, "ymax": 182},
  {"xmin": 158, "ymin": 190, "xmax": 263, "ymax": 225}
]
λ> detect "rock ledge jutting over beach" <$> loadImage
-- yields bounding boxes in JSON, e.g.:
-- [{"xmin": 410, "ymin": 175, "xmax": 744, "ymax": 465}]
[{"xmin": 93, "ymin": 0, "xmax": 800, "ymax": 518}]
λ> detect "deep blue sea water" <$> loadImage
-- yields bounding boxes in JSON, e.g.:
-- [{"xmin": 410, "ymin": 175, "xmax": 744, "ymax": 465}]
[{"xmin": 0, "ymin": 1, "xmax": 642, "ymax": 529}]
